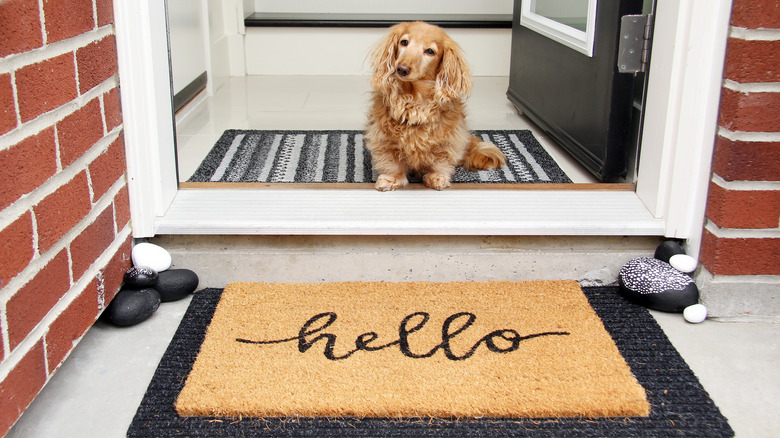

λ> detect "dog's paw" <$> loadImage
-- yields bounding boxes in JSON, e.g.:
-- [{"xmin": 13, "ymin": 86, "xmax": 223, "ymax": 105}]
[
  {"xmin": 375, "ymin": 174, "xmax": 408, "ymax": 191},
  {"xmin": 423, "ymin": 173, "xmax": 451, "ymax": 191}
]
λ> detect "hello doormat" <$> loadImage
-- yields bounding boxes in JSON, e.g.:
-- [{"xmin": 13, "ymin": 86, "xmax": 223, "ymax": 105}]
[
  {"xmin": 186, "ymin": 130, "xmax": 572, "ymax": 184},
  {"xmin": 174, "ymin": 281, "xmax": 649, "ymax": 418}
]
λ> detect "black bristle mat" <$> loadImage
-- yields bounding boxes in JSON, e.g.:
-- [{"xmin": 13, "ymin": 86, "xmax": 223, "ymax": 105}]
[{"xmin": 127, "ymin": 287, "xmax": 733, "ymax": 437}]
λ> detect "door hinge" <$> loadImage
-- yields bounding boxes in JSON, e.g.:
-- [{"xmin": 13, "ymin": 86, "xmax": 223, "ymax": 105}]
[{"xmin": 617, "ymin": 14, "xmax": 653, "ymax": 73}]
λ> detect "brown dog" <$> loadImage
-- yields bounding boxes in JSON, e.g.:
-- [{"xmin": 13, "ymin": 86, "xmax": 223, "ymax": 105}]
[{"xmin": 365, "ymin": 21, "xmax": 506, "ymax": 191}]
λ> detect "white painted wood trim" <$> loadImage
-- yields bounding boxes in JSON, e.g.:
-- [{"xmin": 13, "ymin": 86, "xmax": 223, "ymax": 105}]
[
  {"xmin": 155, "ymin": 189, "xmax": 664, "ymax": 236},
  {"xmin": 113, "ymin": 0, "xmax": 179, "ymax": 237},
  {"xmin": 635, "ymin": 0, "xmax": 733, "ymax": 257},
  {"xmin": 117, "ymin": 0, "xmax": 731, "ymax": 240},
  {"xmin": 519, "ymin": 0, "xmax": 597, "ymax": 57}
]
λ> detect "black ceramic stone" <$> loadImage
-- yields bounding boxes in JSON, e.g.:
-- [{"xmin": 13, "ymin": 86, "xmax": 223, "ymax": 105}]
[
  {"xmin": 619, "ymin": 257, "xmax": 699, "ymax": 312},
  {"xmin": 123, "ymin": 266, "xmax": 159, "ymax": 288},
  {"xmin": 654, "ymin": 240, "xmax": 685, "ymax": 263},
  {"xmin": 103, "ymin": 288, "xmax": 161, "ymax": 326},
  {"xmin": 155, "ymin": 269, "xmax": 199, "ymax": 302}
]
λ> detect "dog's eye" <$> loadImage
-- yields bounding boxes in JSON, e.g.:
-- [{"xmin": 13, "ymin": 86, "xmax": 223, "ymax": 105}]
[
  {"xmin": 400, "ymin": 39, "xmax": 409, "ymax": 47},
  {"xmin": 424, "ymin": 48, "xmax": 436, "ymax": 56}
]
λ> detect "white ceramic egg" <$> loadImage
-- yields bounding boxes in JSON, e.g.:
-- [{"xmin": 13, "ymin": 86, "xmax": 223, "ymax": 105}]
[
  {"xmin": 131, "ymin": 242, "xmax": 172, "ymax": 272},
  {"xmin": 669, "ymin": 254, "xmax": 698, "ymax": 273},
  {"xmin": 683, "ymin": 304, "xmax": 708, "ymax": 323}
]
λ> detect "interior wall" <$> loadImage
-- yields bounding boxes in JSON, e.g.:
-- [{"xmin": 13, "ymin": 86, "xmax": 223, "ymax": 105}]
[{"xmin": 167, "ymin": 0, "xmax": 208, "ymax": 95}]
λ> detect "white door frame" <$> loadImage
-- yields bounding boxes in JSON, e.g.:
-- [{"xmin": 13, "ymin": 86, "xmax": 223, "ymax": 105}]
[{"xmin": 113, "ymin": 0, "xmax": 733, "ymax": 257}]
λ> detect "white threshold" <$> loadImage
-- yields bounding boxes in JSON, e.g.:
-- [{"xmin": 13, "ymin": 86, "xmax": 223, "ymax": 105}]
[{"xmin": 154, "ymin": 187, "xmax": 664, "ymax": 236}]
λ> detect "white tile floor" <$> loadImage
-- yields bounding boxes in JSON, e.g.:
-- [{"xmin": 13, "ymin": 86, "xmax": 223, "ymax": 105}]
[
  {"xmin": 7, "ymin": 77, "xmax": 780, "ymax": 437},
  {"xmin": 174, "ymin": 75, "xmax": 598, "ymax": 183}
]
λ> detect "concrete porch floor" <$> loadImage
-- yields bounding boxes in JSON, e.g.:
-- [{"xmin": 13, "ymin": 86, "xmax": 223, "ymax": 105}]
[
  {"xmin": 10, "ymin": 76, "xmax": 779, "ymax": 436},
  {"xmin": 7, "ymin": 278, "xmax": 779, "ymax": 437}
]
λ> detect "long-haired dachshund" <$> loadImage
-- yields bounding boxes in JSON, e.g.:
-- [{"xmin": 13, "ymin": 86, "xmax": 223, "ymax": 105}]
[{"xmin": 365, "ymin": 21, "xmax": 506, "ymax": 191}]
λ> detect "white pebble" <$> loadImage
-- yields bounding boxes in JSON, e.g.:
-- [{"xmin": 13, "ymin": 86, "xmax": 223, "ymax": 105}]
[
  {"xmin": 683, "ymin": 304, "xmax": 708, "ymax": 323},
  {"xmin": 669, "ymin": 254, "xmax": 698, "ymax": 273},
  {"xmin": 131, "ymin": 242, "xmax": 172, "ymax": 272}
]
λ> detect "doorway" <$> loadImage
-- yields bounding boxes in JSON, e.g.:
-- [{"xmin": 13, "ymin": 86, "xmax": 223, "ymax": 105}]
[{"xmin": 168, "ymin": 1, "xmax": 606, "ymax": 187}]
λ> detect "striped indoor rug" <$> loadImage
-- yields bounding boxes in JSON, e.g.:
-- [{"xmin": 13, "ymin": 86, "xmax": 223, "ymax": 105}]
[{"xmin": 186, "ymin": 130, "xmax": 572, "ymax": 184}]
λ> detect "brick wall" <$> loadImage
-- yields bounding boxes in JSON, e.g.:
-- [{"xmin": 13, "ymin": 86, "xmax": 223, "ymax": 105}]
[
  {"xmin": 0, "ymin": 0, "xmax": 131, "ymax": 435},
  {"xmin": 698, "ymin": 0, "xmax": 780, "ymax": 317}
]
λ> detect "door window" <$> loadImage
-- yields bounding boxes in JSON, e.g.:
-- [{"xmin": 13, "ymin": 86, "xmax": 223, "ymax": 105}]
[{"xmin": 520, "ymin": 0, "xmax": 598, "ymax": 56}]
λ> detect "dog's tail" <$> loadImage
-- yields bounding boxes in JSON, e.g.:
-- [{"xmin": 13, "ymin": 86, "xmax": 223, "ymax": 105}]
[{"xmin": 464, "ymin": 137, "xmax": 506, "ymax": 171}]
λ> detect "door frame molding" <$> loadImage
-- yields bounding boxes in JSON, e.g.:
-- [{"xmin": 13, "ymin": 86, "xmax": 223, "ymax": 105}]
[{"xmin": 114, "ymin": 0, "xmax": 733, "ymax": 256}]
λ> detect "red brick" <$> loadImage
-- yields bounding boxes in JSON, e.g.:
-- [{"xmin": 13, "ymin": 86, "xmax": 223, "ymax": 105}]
[
  {"xmin": 0, "ymin": 212, "xmax": 35, "ymax": 288},
  {"xmin": 0, "ymin": 73, "xmax": 17, "ymax": 135},
  {"xmin": 103, "ymin": 87, "xmax": 122, "ymax": 131},
  {"xmin": 719, "ymin": 88, "xmax": 780, "ymax": 132},
  {"xmin": 712, "ymin": 136, "xmax": 780, "ymax": 182},
  {"xmin": 0, "ymin": 0, "xmax": 43, "ymax": 57},
  {"xmin": 46, "ymin": 279, "xmax": 99, "ymax": 373},
  {"xmin": 15, "ymin": 53, "xmax": 78, "ymax": 122},
  {"xmin": 89, "ymin": 136, "xmax": 126, "ymax": 201},
  {"xmin": 700, "ymin": 229, "xmax": 780, "ymax": 275},
  {"xmin": 34, "ymin": 171, "xmax": 91, "ymax": 253},
  {"xmin": 0, "ymin": 341, "xmax": 47, "ymax": 437},
  {"xmin": 57, "ymin": 98, "xmax": 104, "ymax": 168},
  {"xmin": 7, "ymin": 250, "xmax": 71, "ymax": 350},
  {"xmin": 43, "ymin": 0, "xmax": 94, "ymax": 44},
  {"xmin": 706, "ymin": 182, "xmax": 780, "ymax": 229},
  {"xmin": 725, "ymin": 39, "xmax": 780, "ymax": 83},
  {"xmin": 730, "ymin": 0, "xmax": 780, "ymax": 29},
  {"xmin": 0, "ymin": 127, "xmax": 58, "ymax": 210},
  {"xmin": 99, "ymin": 234, "xmax": 132, "ymax": 308},
  {"xmin": 70, "ymin": 206, "xmax": 115, "ymax": 281},
  {"xmin": 76, "ymin": 34, "xmax": 118, "ymax": 94},
  {"xmin": 113, "ymin": 185, "xmax": 131, "ymax": 231},
  {"xmin": 96, "ymin": 0, "xmax": 114, "ymax": 26}
]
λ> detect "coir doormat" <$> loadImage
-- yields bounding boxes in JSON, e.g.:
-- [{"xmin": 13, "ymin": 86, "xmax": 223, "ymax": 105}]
[
  {"xmin": 128, "ymin": 285, "xmax": 734, "ymax": 437},
  {"xmin": 186, "ymin": 130, "xmax": 572, "ymax": 184},
  {"xmin": 177, "ymin": 281, "xmax": 647, "ymax": 418}
]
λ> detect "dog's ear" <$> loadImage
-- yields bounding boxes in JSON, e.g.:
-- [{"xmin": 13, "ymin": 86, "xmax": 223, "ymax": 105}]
[
  {"xmin": 435, "ymin": 40, "xmax": 472, "ymax": 101},
  {"xmin": 369, "ymin": 23, "xmax": 403, "ymax": 90}
]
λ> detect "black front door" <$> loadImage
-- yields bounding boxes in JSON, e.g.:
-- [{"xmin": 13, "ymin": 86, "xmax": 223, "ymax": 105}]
[{"xmin": 507, "ymin": 0, "xmax": 651, "ymax": 182}]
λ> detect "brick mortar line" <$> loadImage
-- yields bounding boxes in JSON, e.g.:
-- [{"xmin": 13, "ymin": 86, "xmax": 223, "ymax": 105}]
[
  {"xmin": 705, "ymin": 220, "xmax": 780, "ymax": 239},
  {"xmin": 0, "ymin": 76, "xmax": 119, "ymax": 152},
  {"xmin": 0, "ymin": 175, "xmax": 128, "ymax": 304},
  {"xmin": 730, "ymin": 26, "xmax": 780, "ymax": 41},
  {"xmin": 0, "ymin": 223, "xmax": 132, "ymax": 383},
  {"xmin": 723, "ymin": 79, "xmax": 780, "ymax": 93},
  {"xmin": 0, "ymin": 25, "xmax": 114, "ymax": 75},
  {"xmin": 711, "ymin": 174, "xmax": 780, "ymax": 191},
  {"xmin": 718, "ymin": 127, "xmax": 780, "ymax": 142}
]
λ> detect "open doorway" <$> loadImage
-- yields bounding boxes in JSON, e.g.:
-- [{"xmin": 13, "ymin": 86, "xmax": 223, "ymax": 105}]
[{"xmin": 167, "ymin": 1, "xmax": 632, "ymax": 187}]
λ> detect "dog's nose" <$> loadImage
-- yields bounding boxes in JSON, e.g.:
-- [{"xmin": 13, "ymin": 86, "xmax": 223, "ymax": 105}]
[{"xmin": 396, "ymin": 64, "xmax": 411, "ymax": 77}]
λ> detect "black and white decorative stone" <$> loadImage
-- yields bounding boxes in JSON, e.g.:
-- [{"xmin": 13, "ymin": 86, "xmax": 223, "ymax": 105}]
[
  {"xmin": 102, "ymin": 288, "xmax": 161, "ymax": 326},
  {"xmin": 123, "ymin": 266, "xmax": 159, "ymax": 288},
  {"xmin": 619, "ymin": 257, "xmax": 699, "ymax": 312},
  {"xmin": 155, "ymin": 269, "xmax": 199, "ymax": 302},
  {"xmin": 131, "ymin": 242, "xmax": 172, "ymax": 273}
]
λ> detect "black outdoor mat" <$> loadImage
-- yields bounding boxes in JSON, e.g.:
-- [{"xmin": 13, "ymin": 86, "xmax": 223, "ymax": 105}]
[
  {"xmin": 127, "ymin": 286, "xmax": 732, "ymax": 437},
  {"xmin": 186, "ymin": 130, "xmax": 572, "ymax": 184}
]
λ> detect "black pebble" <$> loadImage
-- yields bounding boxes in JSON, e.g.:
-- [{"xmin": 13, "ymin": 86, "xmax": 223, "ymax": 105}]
[
  {"xmin": 654, "ymin": 240, "xmax": 686, "ymax": 263},
  {"xmin": 103, "ymin": 288, "xmax": 161, "ymax": 326},
  {"xmin": 123, "ymin": 266, "xmax": 159, "ymax": 288},
  {"xmin": 155, "ymin": 269, "xmax": 199, "ymax": 302}
]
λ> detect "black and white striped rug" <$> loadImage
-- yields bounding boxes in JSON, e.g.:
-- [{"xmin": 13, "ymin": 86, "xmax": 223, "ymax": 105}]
[{"xmin": 187, "ymin": 130, "xmax": 571, "ymax": 184}]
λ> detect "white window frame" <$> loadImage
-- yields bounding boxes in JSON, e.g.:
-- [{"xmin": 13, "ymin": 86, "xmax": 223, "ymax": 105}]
[
  {"xmin": 113, "ymin": 0, "xmax": 733, "ymax": 258},
  {"xmin": 520, "ymin": 0, "xmax": 598, "ymax": 57}
]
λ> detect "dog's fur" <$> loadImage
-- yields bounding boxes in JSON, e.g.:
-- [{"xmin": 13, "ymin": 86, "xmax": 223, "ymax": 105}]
[{"xmin": 365, "ymin": 21, "xmax": 506, "ymax": 191}]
